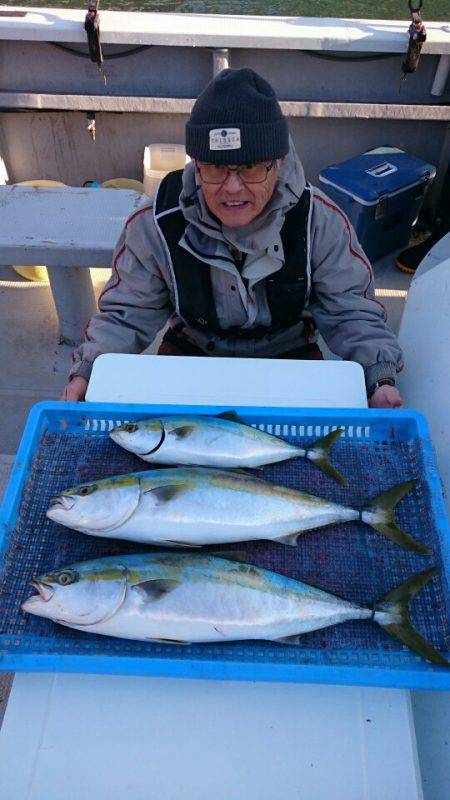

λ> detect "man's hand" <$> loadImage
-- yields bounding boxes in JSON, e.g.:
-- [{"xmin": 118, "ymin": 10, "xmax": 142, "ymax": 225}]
[
  {"xmin": 369, "ymin": 385, "xmax": 403, "ymax": 409},
  {"xmin": 60, "ymin": 377, "xmax": 88, "ymax": 402}
]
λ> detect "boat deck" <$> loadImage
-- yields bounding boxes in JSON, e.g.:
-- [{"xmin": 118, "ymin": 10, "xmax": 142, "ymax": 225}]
[{"xmin": 1, "ymin": 246, "xmax": 449, "ymax": 799}]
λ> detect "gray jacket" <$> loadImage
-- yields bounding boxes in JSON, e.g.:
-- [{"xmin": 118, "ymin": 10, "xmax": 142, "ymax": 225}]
[{"xmin": 71, "ymin": 144, "xmax": 403, "ymax": 390}]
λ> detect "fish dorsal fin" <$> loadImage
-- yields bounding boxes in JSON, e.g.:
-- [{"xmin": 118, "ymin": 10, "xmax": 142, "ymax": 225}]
[
  {"xmin": 276, "ymin": 532, "xmax": 302, "ymax": 546},
  {"xmin": 216, "ymin": 410, "xmax": 248, "ymax": 426},
  {"xmin": 132, "ymin": 578, "xmax": 181, "ymax": 602},
  {"xmin": 144, "ymin": 485, "xmax": 190, "ymax": 503},
  {"xmin": 168, "ymin": 425, "xmax": 196, "ymax": 440},
  {"xmin": 276, "ymin": 634, "xmax": 301, "ymax": 646}
]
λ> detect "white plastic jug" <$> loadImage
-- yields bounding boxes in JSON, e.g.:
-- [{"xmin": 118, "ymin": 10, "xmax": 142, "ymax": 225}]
[{"xmin": 143, "ymin": 143, "xmax": 190, "ymax": 197}]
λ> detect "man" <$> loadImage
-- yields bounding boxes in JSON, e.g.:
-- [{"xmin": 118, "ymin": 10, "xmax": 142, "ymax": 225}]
[{"xmin": 62, "ymin": 68, "xmax": 403, "ymax": 408}]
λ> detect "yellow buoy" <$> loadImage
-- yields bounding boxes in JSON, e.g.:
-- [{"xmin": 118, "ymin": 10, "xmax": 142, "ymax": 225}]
[
  {"xmin": 101, "ymin": 178, "xmax": 144, "ymax": 192},
  {"xmin": 12, "ymin": 180, "xmax": 66, "ymax": 282}
]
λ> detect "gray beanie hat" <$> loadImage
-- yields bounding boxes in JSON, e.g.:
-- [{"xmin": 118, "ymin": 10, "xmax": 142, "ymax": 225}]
[{"xmin": 185, "ymin": 67, "xmax": 289, "ymax": 164}]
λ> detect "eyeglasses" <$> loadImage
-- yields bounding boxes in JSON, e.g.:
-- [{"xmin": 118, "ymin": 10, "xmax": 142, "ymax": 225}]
[{"xmin": 196, "ymin": 161, "xmax": 277, "ymax": 184}]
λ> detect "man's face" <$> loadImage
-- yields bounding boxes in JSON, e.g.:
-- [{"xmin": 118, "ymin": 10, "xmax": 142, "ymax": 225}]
[{"xmin": 195, "ymin": 160, "xmax": 280, "ymax": 228}]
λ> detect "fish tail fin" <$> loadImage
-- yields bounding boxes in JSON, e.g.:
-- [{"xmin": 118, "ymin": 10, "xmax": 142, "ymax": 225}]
[
  {"xmin": 305, "ymin": 429, "xmax": 347, "ymax": 485},
  {"xmin": 362, "ymin": 479, "xmax": 432, "ymax": 555},
  {"xmin": 374, "ymin": 568, "xmax": 449, "ymax": 666}
]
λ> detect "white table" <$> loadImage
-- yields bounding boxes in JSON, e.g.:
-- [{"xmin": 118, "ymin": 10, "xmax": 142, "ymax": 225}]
[
  {"xmin": 0, "ymin": 357, "xmax": 424, "ymax": 800},
  {"xmin": 86, "ymin": 353, "xmax": 368, "ymax": 408}
]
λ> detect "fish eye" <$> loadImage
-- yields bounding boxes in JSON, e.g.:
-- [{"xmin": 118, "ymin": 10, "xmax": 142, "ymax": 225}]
[
  {"xmin": 77, "ymin": 484, "xmax": 96, "ymax": 496},
  {"xmin": 58, "ymin": 570, "xmax": 77, "ymax": 586},
  {"xmin": 124, "ymin": 423, "xmax": 138, "ymax": 433}
]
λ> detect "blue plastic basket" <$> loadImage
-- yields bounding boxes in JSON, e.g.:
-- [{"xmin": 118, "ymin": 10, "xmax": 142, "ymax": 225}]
[{"xmin": 0, "ymin": 402, "xmax": 449, "ymax": 689}]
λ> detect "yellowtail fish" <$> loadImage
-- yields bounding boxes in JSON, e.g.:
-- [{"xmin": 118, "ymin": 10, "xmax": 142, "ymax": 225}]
[
  {"xmin": 46, "ymin": 468, "xmax": 430, "ymax": 555},
  {"xmin": 21, "ymin": 553, "xmax": 448, "ymax": 666},
  {"xmin": 110, "ymin": 411, "xmax": 347, "ymax": 484}
]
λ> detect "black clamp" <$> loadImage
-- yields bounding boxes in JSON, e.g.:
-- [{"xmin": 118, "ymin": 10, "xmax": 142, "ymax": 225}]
[
  {"xmin": 402, "ymin": 0, "xmax": 427, "ymax": 76},
  {"xmin": 85, "ymin": 0, "xmax": 103, "ymax": 66}
]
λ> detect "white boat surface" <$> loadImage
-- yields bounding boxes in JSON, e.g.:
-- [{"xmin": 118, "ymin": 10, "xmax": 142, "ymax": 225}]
[{"xmin": 0, "ymin": 7, "xmax": 449, "ymax": 799}]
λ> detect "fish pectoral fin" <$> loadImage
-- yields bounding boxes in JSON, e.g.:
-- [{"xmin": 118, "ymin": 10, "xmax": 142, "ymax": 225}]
[
  {"xmin": 146, "ymin": 637, "xmax": 191, "ymax": 645},
  {"xmin": 169, "ymin": 425, "xmax": 196, "ymax": 440},
  {"xmin": 216, "ymin": 410, "xmax": 248, "ymax": 426},
  {"xmin": 144, "ymin": 485, "xmax": 190, "ymax": 503},
  {"xmin": 131, "ymin": 578, "xmax": 182, "ymax": 601},
  {"xmin": 276, "ymin": 532, "xmax": 301, "ymax": 546},
  {"xmin": 275, "ymin": 634, "xmax": 302, "ymax": 646},
  {"xmin": 165, "ymin": 539, "xmax": 202, "ymax": 548},
  {"xmin": 217, "ymin": 467, "xmax": 252, "ymax": 476}
]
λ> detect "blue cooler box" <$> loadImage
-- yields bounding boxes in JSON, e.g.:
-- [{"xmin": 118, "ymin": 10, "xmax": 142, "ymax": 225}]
[{"xmin": 319, "ymin": 147, "xmax": 436, "ymax": 262}]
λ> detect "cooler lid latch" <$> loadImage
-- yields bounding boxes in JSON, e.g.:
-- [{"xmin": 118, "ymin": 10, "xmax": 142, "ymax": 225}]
[
  {"xmin": 416, "ymin": 171, "xmax": 431, "ymax": 196},
  {"xmin": 374, "ymin": 194, "xmax": 389, "ymax": 220}
]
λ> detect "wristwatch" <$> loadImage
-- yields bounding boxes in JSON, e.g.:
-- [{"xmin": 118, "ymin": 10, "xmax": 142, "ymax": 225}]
[{"xmin": 367, "ymin": 377, "xmax": 396, "ymax": 398}]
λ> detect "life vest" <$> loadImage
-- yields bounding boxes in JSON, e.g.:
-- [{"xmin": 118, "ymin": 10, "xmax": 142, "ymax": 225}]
[{"xmin": 154, "ymin": 169, "xmax": 311, "ymax": 338}]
